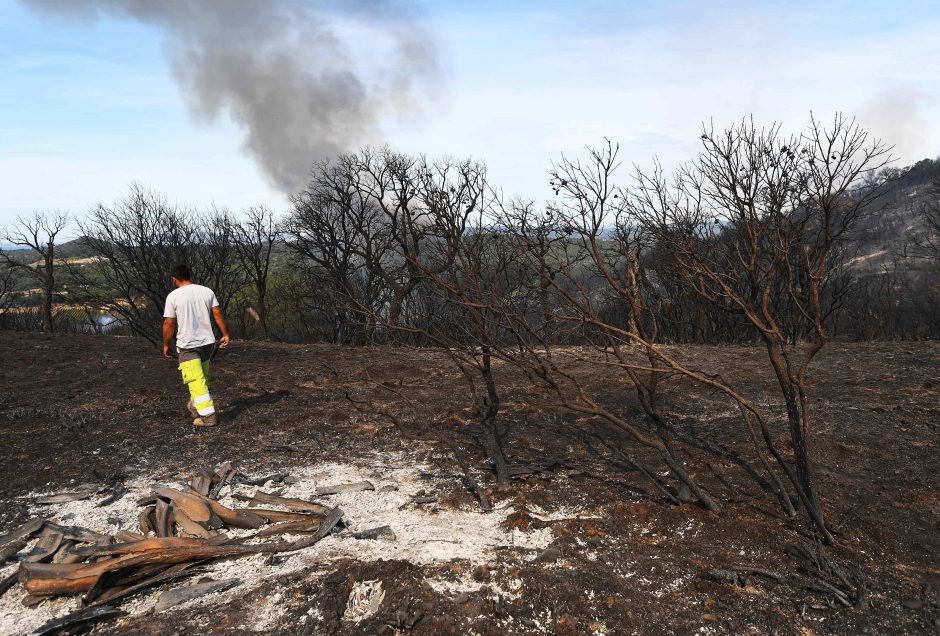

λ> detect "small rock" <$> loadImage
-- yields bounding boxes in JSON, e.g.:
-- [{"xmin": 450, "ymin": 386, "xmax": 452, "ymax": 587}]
[
  {"xmin": 534, "ymin": 546, "xmax": 562, "ymax": 564},
  {"xmin": 472, "ymin": 565, "xmax": 491, "ymax": 582},
  {"xmin": 351, "ymin": 525, "xmax": 397, "ymax": 541},
  {"xmin": 703, "ymin": 568, "xmax": 740, "ymax": 585}
]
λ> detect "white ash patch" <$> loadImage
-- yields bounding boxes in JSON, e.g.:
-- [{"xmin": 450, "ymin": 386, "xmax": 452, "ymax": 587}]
[
  {"xmin": 256, "ymin": 460, "xmax": 553, "ymax": 565},
  {"xmin": 611, "ymin": 561, "xmax": 653, "ymax": 588},
  {"xmin": 505, "ymin": 526, "xmax": 553, "ymax": 552},
  {"xmin": 671, "ymin": 519, "xmax": 699, "ymax": 540},
  {"xmin": 0, "ymin": 563, "xmax": 18, "ymax": 582},
  {"xmin": 0, "ymin": 452, "xmax": 555, "ymax": 634},
  {"xmin": 300, "ymin": 604, "xmax": 323, "ymax": 630},
  {"xmin": 0, "ymin": 584, "xmax": 78, "ymax": 636},
  {"xmin": 427, "ymin": 572, "xmax": 483, "ymax": 596},
  {"xmin": 428, "ymin": 570, "xmax": 525, "ymax": 601},
  {"xmin": 479, "ymin": 576, "xmax": 525, "ymax": 601},
  {"xmin": 529, "ymin": 607, "xmax": 554, "ymax": 633},
  {"xmin": 651, "ymin": 573, "xmax": 692, "ymax": 598},
  {"xmin": 343, "ymin": 579, "xmax": 384, "ymax": 622},
  {"xmin": 527, "ymin": 504, "xmax": 601, "ymax": 522}
]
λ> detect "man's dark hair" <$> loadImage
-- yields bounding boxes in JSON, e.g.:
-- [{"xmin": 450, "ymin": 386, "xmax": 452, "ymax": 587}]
[{"xmin": 171, "ymin": 264, "xmax": 191, "ymax": 281}]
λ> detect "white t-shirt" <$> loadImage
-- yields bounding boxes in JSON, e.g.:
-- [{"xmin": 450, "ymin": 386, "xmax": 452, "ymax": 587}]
[{"xmin": 163, "ymin": 284, "xmax": 220, "ymax": 349}]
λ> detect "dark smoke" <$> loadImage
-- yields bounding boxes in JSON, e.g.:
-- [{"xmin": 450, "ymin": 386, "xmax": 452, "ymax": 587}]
[{"xmin": 20, "ymin": 0, "xmax": 440, "ymax": 193}]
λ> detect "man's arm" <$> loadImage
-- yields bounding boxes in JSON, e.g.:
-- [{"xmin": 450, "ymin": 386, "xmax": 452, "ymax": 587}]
[
  {"xmin": 212, "ymin": 306, "xmax": 231, "ymax": 348},
  {"xmin": 162, "ymin": 317, "xmax": 176, "ymax": 359}
]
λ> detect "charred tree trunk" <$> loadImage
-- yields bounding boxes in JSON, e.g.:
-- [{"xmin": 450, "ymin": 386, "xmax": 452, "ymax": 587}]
[
  {"xmin": 479, "ymin": 349, "xmax": 509, "ymax": 486},
  {"xmin": 386, "ymin": 293, "xmax": 403, "ymax": 336},
  {"xmin": 765, "ymin": 341, "xmax": 833, "ymax": 544},
  {"xmin": 256, "ymin": 281, "xmax": 269, "ymax": 339},
  {"xmin": 661, "ymin": 447, "xmax": 718, "ymax": 511},
  {"xmin": 738, "ymin": 406, "xmax": 797, "ymax": 518},
  {"xmin": 41, "ymin": 245, "xmax": 55, "ymax": 333},
  {"xmin": 784, "ymin": 385, "xmax": 830, "ymax": 538},
  {"xmin": 694, "ymin": 304, "xmax": 706, "ymax": 343},
  {"xmin": 641, "ymin": 403, "xmax": 719, "ymax": 512},
  {"xmin": 538, "ymin": 266, "xmax": 556, "ymax": 343}
]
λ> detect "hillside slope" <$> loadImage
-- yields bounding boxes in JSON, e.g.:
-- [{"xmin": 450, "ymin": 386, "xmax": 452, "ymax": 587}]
[{"xmin": 846, "ymin": 158, "xmax": 940, "ymax": 275}]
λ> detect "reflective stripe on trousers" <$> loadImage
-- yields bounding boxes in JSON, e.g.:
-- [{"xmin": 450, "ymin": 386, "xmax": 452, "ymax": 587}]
[{"xmin": 178, "ymin": 357, "xmax": 215, "ymax": 416}]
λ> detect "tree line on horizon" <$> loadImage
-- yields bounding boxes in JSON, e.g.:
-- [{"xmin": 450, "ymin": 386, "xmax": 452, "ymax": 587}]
[{"xmin": 1, "ymin": 117, "xmax": 938, "ymax": 345}]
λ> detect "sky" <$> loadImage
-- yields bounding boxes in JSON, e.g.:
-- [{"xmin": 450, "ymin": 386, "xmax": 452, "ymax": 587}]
[{"xmin": 1, "ymin": 0, "xmax": 939, "ymax": 233}]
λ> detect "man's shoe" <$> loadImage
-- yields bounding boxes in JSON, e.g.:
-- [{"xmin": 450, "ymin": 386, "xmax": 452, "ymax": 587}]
[
  {"xmin": 193, "ymin": 413, "xmax": 218, "ymax": 427},
  {"xmin": 186, "ymin": 399, "xmax": 199, "ymax": 419}
]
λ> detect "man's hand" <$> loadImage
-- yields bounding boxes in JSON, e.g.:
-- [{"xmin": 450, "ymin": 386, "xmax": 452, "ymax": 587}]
[
  {"xmin": 162, "ymin": 344, "xmax": 172, "ymax": 359},
  {"xmin": 212, "ymin": 306, "xmax": 231, "ymax": 349}
]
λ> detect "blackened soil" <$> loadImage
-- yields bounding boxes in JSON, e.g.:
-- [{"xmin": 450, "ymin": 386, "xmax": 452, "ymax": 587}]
[{"xmin": 1, "ymin": 331, "xmax": 938, "ymax": 634}]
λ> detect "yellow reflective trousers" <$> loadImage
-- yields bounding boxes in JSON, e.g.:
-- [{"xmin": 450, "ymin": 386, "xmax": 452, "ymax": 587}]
[{"xmin": 179, "ymin": 357, "xmax": 214, "ymax": 416}]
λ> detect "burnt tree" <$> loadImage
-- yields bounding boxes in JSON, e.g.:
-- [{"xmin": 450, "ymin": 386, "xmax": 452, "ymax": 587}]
[
  {"xmin": 492, "ymin": 143, "xmax": 720, "ymax": 510},
  {"xmin": 72, "ymin": 185, "xmax": 243, "ymax": 345},
  {"xmin": 632, "ymin": 114, "xmax": 893, "ymax": 542},
  {"xmin": 232, "ymin": 206, "xmax": 279, "ymax": 339},
  {"xmin": 0, "ymin": 211, "xmax": 69, "ymax": 332}
]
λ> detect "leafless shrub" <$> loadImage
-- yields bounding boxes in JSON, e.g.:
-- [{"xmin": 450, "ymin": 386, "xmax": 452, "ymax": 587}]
[
  {"xmin": 0, "ymin": 211, "xmax": 69, "ymax": 332},
  {"xmin": 410, "ymin": 180, "xmax": 523, "ymax": 486},
  {"xmin": 316, "ymin": 151, "xmax": 513, "ymax": 486},
  {"xmin": 231, "ymin": 206, "xmax": 279, "ymax": 339},
  {"xmin": 630, "ymin": 114, "xmax": 894, "ymax": 541},
  {"xmin": 285, "ymin": 153, "xmax": 390, "ymax": 343},
  {"xmin": 485, "ymin": 142, "xmax": 720, "ymax": 510},
  {"xmin": 68, "ymin": 184, "xmax": 244, "ymax": 345}
]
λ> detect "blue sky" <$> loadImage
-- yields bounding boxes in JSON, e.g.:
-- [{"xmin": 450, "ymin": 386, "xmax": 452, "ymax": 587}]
[{"xmin": 1, "ymin": 0, "xmax": 938, "ymax": 231}]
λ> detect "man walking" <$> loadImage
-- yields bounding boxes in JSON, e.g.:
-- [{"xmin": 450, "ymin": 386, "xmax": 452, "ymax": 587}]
[{"xmin": 162, "ymin": 264, "xmax": 230, "ymax": 427}]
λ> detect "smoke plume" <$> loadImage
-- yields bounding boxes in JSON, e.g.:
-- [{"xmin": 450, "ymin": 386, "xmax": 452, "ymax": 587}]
[
  {"xmin": 857, "ymin": 84, "xmax": 929, "ymax": 163},
  {"xmin": 20, "ymin": 0, "xmax": 440, "ymax": 193}
]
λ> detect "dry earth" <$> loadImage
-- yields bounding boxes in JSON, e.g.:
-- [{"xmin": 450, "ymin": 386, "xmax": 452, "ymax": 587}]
[{"xmin": 0, "ymin": 331, "xmax": 938, "ymax": 635}]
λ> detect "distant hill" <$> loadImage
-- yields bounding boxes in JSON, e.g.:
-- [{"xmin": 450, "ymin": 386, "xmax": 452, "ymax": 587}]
[
  {"xmin": 845, "ymin": 157, "xmax": 940, "ymax": 276},
  {"xmin": 0, "ymin": 237, "xmax": 98, "ymax": 265}
]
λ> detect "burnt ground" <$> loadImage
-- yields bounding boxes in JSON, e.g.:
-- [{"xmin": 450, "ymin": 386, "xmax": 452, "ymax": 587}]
[{"xmin": 0, "ymin": 330, "xmax": 938, "ymax": 635}]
